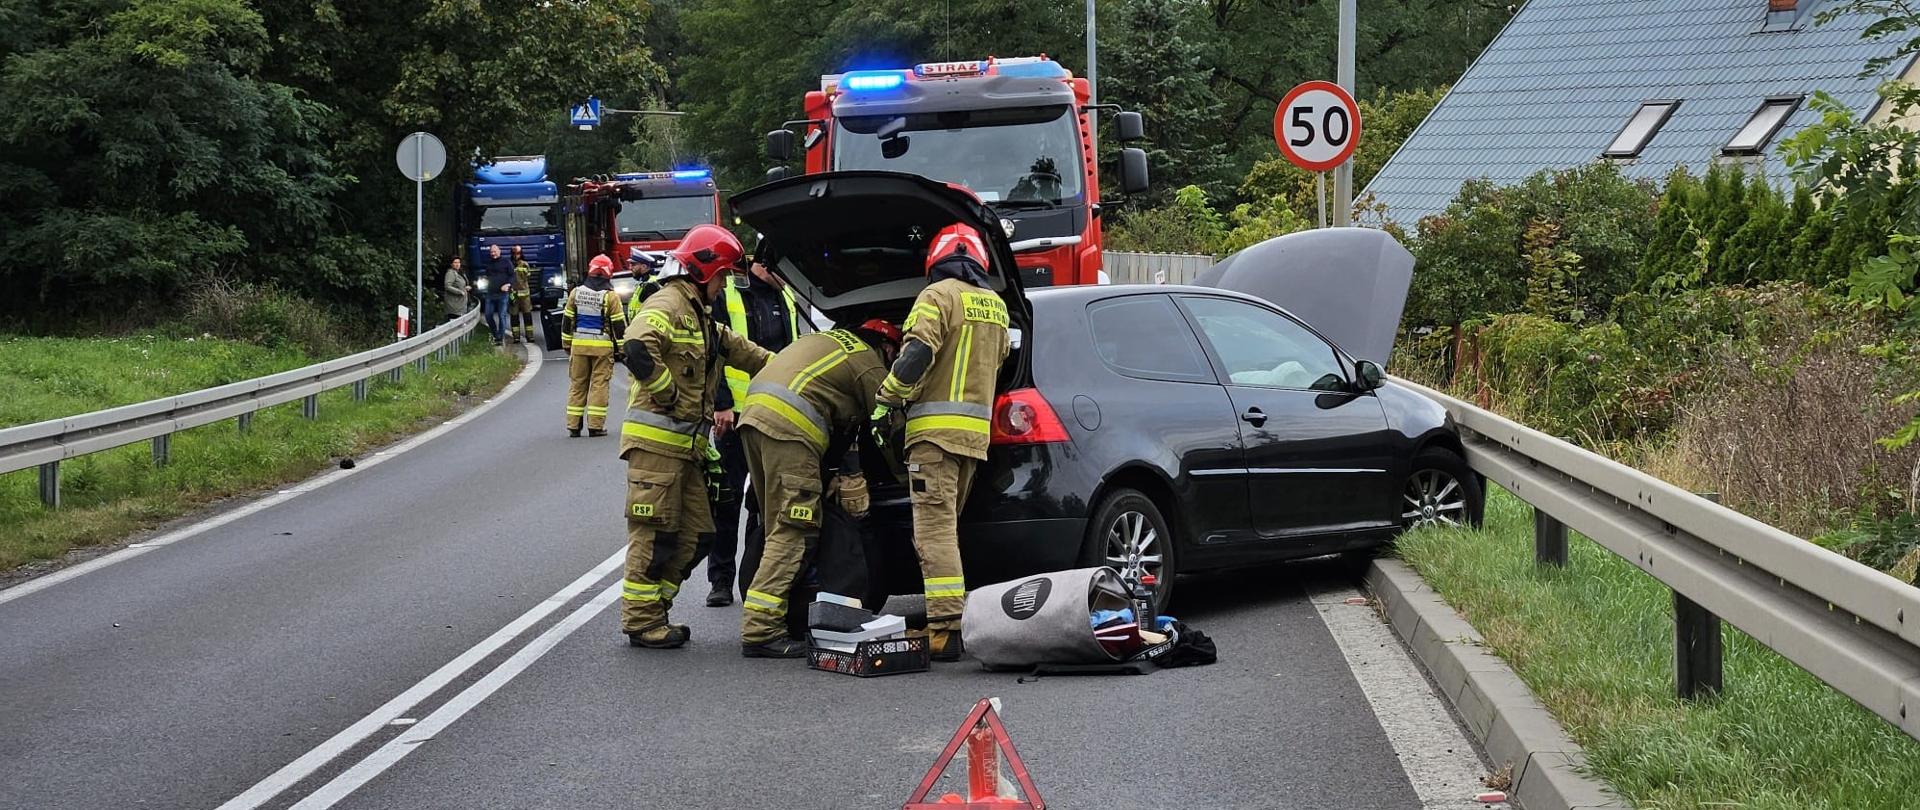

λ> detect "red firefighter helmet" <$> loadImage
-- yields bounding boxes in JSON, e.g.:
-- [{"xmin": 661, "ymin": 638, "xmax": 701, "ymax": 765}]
[
  {"xmin": 587, "ymin": 254, "xmax": 615, "ymax": 278},
  {"xmin": 856, "ymin": 318, "xmax": 903, "ymax": 345},
  {"xmin": 924, "ymin": 223, "xmax": 990, "ymax": 276},
  {"xmin": 670, "ymin": 224, "xmax": 745, "ymax": 283}
]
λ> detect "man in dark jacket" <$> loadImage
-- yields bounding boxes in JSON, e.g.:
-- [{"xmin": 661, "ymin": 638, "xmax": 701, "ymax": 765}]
[
  {"xmin": 480, "ymin": 244, "xmax": 516, "ymax": 345},
  {"xmin": 685, "ymin": 253, "xmax": 802, "ymax": 607}
]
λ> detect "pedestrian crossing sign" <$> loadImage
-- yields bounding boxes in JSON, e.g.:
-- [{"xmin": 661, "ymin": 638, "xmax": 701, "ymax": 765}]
[{"xmin": 571, "ymin": 97, "xmax": 602, "ymax": 130}]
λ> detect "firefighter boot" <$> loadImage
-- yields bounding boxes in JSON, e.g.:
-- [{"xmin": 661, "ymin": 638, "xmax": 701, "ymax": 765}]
[
  {"xmin": 628, "ymin": 624, "xmax": 691, "ymax": 649},
  {"xmin": 740, "ymin": 635, "xmax": 808, "ymax": 659},
  {"xmin": 568, "ymin": 428, "xmax": 581, "ymax": 438},
  {"xmin": 929, "ymin": 628, "xmax": 965, "ymax": 662}
]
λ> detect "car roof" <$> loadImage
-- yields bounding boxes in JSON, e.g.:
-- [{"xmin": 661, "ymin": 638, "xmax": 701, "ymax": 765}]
[{"xmin": 1029, "ymin": 284, "xmax": 1354, "ymax": 361}]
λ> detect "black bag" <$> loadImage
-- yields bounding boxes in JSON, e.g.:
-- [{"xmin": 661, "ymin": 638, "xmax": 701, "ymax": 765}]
[
  {"xmin": 813, "ymin": 499, "xmax": 891, "ymax": 610},
  {"xmin": 1152, "ymin": 619, "xmax": 1217, "ymax": 668}
]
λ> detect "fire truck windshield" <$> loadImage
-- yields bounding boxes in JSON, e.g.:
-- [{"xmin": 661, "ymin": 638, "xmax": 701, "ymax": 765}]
[
  {"xmin": 833, "ymin": 105, "xmax": 1082, "ymax": 205},
  {"xmin": 475, "ymin": 205, "xmax": 557, "ymax": 234},
  {"xmin": 616, "ymin": 195, "xmax": 717, "ymax": 240}
]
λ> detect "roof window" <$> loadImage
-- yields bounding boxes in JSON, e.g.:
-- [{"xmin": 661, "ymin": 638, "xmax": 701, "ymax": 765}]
[
  {"xmin": 1723, "ymin": 96, "xmax": 1801, "ymax": 155},
  {"xmin": 1604, "ymin": 100, "xmax": 1680, "ymax": 158}
]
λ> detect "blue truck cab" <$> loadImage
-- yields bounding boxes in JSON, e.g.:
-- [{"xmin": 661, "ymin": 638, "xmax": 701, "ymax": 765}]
[{"xmin": 462, "ymin": 155, "xmax": 571, "ymax": 311}]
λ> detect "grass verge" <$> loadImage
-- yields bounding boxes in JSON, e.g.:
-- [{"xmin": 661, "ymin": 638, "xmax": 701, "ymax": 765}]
[
  {"xmin": 1398, "ymin": 487, "xmax": 1920, "ymax": 810},
  {"xmin": 0, "ymin": 334, "xmax": 519, "ymax": 571}
]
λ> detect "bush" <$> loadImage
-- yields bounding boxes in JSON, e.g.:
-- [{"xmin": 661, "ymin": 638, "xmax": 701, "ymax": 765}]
[{"xmin": 176, "ymin": 278, "xmax": 357, "ymax": 357}]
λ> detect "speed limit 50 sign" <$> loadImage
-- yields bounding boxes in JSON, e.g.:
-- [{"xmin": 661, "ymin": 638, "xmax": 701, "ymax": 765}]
[{"xmin": 1275, "ymin": 80, "xmax": 1361, "ymax": 172}]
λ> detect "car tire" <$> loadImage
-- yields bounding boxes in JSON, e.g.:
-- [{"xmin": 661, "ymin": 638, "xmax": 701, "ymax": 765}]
[
  {"xmin": 1080, "ymin": 488, "xmax": 1178, "ymax": 611},
  {"xmin": 1400, "ymin": 447, "xmax": 1485, "ymax": 530}
]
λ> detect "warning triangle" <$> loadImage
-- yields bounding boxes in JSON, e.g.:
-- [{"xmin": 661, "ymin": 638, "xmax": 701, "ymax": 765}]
[{"xmin": 903, "ymin": 698, "xmax": 1045, "ymax": 809}]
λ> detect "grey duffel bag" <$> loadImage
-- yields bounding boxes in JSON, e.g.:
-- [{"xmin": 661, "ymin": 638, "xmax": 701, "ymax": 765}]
[{"xmin": 963, "ymin": 566, "xmax": 1134, "ymax": 670}]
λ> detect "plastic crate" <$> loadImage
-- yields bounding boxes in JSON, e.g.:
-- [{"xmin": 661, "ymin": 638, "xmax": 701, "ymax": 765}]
[{"xmin": 808, "ymin": 635, "xmax": 930, "ymax": 677}]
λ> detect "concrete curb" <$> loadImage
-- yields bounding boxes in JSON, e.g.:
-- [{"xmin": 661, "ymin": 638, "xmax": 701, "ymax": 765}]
[{"xmin": 1365, "ymin": 559, "xmax": 1629, "ymax": 810}]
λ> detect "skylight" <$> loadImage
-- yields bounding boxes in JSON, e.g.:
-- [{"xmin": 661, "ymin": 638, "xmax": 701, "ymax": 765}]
[
  {"xmin": 1604, "ymin": 101, "xmax": 1680, "ymax": 158},
  {"xmin": 1724, "ymin": 97, "xmax": 1802, "ymax": 155}
]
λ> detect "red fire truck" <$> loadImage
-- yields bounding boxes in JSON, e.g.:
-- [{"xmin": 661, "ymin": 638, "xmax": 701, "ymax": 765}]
[
  {"xmin": 764, "ymin": 56, "xmax": 1149, "ymax": 287},
  {"xmin": 564, "ymin": 170, "xmax": 723, "ymax": 302}
]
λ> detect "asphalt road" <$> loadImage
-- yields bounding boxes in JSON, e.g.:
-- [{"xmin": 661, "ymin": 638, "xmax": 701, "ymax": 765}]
[{"xmin": 0, "ymin": 342, "xmax": 1479, "ymax": 810}]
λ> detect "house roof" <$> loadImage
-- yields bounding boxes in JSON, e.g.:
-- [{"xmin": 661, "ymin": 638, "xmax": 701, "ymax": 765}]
[{"xmin": 1361, "ymin": 0, "xmax": 1915, "ymax": 225}]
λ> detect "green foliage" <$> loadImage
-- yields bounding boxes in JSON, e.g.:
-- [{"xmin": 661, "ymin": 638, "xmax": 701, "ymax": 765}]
[
  {"xmin": 1100, "ymin": 0, "xmax": 1230, "ymax": 199},
  {"xmin": 1103, "ymin": 185, "xmax": 1226, "ymax": 254},
  {"xmin": 1238, "ymin": 85, "xmax": 1448, "ymax": 224}
]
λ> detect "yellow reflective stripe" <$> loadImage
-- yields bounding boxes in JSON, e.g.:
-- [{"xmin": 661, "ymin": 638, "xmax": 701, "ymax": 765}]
[
  {"xmin": 905, "ymin": 302, "xmax": 940, "ymax": 330},
  {"xmin": 608, "ymin": 293, "xmax": 627, "ymax": 321},
  {"xmin": 622, "ymin": 580, "xmax": 661, "ymax": 601},
  {"xmin": 641, "ymin": 310, "xmax": 671, "ymax": 332},
  {"xmin": 950, "ymin": 324, "xmax": 974, "ymax": 400},
  {"xmin": 881, "ymin": 374, "xmax": 914, "ymax": 400},
  {"xmin": 571, "ymin": 337, "xmax": 615, "ymax": 348},
  {"xmin": 923, "ymin": 576, "xmax": 966, "ymax": 598},
  {"xmin": 566, "ymin": 406, "xmax": 585, "ymax": 415},
  {"xmin": 586, "ymin": 406, "xmax": 607, "ymax": 414},
  {"xmin": 743, "ymin": 392, "xmax": 828, "ymax": 449},
  {"xmin": 661, "ymin": 581, "xmax": 680, "ymax": 600},
  {"xmin": 743, "ymin": 590, "xmax": 785, "ymax": 613},
  {"xmin": 670, "ymin": 333, "xmax": 703, "ymax": 345},
  {"xmin": 790, "ymin": 351, "xmax": 850, "ymax": 394},
  {"xmin": 622, "ymin": 421, "xmax": 696, "ymax": 448},
  {"xmin": 906, "ymin": 414, "xmax": 990, "ymax": 437},
  {"xmin": 642, "ymin": 369, "xmax": 673, "ymax": 394}
]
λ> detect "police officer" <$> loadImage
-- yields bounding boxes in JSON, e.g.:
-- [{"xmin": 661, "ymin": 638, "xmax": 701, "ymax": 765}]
[
  {"xmin": 617, "ymin": 225, "xmax": 772, "ymax": 649},
  {"xmin": 691, "ymin": 253, "xmax": 802, "ymax": 607},
  {"xmin": 735, "ymin": 319, "xmax": 901, "ymax": 657},
  {"xmin": 871, "ymin": 223, "xmax": 1010, "ymax": 662},
  {"xmin": 562, "ymin": 254, "xmax": 625, "ymax": 437}
]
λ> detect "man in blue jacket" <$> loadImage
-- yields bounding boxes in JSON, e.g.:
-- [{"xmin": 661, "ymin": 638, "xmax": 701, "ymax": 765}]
[{"xmin": 480, "ymin": 244, "xmax": 516, "ymax": 346}]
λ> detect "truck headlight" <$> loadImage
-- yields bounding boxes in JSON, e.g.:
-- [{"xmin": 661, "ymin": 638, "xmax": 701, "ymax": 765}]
[{"xmin": 548, "ymin": 274, "xmax": 565, "ymax": 288}]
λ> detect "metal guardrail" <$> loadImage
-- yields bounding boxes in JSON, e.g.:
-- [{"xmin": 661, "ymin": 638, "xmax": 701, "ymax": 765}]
[
  {"xmin": 1, "ymin": 309, "xmax": 484, "ymax": 508},
  {"xmin": 1396, "ymin": 378, "xmax": 1920, "ymax": 741},
  {"xmin": 1102, "ymin": 251, "xmax": 1215, "ymax": 285}
]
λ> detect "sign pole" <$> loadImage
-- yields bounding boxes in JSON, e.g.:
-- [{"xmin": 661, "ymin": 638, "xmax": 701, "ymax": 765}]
[
  {"xmin": 1316, "ymin": 172, "xmax": 1328, "ymax": 229},
  {"xmin": 1086, "ymin": 0, "xmax": 1098, "ymax": 157},
  {"xmin": 414, "ymin": 134, "xmax": 423, "ymax": 339},
  {"xmin": 1333, "ymin": 0, "xmax": 1356, "ymax": 226}
]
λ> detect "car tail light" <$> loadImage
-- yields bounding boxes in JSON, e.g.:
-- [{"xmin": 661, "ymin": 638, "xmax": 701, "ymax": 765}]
[{"xmin": 991, "ymin": 388, "xmax": 1071, "ymax": 445}]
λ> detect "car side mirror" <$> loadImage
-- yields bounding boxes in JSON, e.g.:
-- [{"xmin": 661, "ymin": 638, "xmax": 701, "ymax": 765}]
[
  {"xmin": 1354, "ymin": 359, "xmax": 1385, "ymax": 391},
  {"xmin": 765, "ymin": 166, "xmax": 793, "ymax": 183},
  {"xmin": 1118, "ymin": 147, "xmax": 1150, "ymax": 196},
  {"xmin": 1114, "ymin": 111, "xmax": 1146, "ymax": 142},
  {"xmin": 881, "ymin": 135, "xmax": 911, "ymax": 160},
  {"xmin": 766, "ymin": 129, "xmax": 796, "ymax": 162}
]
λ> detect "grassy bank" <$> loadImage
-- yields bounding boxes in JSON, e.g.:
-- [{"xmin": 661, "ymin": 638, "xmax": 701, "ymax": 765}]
[
  {"xmin": 1398, "ymin": 488, "xmax": 1920, "ymax": 809},
  {"xmin": 0, "ymin": 333, "xmax": 519, "ymax": 571}
]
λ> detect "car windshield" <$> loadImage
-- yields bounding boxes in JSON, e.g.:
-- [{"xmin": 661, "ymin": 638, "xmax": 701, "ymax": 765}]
[
  {"xmin": 833, "ymin": 105, "xmax": 1083, "ymax": 205},
  {"xmin": 475, "ymin": 205, "xmax": 556, "ymax": 234},
  {"xmin": 616, "ymin": 196, "xmax": 716, "ymax": 240}
]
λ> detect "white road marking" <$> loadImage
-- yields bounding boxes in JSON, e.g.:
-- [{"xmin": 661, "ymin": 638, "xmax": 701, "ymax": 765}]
[
  {"xmin": 289, "ymin": 581, "xmax": 622, "ymax": 809},
  {"xmin": 213, "ymin": 547, "xmax": 620, "ymax": 810},
  {"xmin": 1309, "ymin": 582, "xmax": 1500, "ymax": 810},
  {"xmin": 0, "ymin": 344, "xmax": 543, "ymax": 608}
]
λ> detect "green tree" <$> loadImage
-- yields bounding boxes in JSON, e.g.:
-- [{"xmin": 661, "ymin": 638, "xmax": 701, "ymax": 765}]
[{"xmin": 1099, "ymin": 0, "xmax": 1229, "ymax": 199}]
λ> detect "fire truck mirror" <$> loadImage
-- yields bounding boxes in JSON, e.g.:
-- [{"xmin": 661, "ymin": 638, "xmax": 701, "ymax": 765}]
[
  {"xmin": 765, "ymin": 166, "xmax": 793, "ymax": 183},
  {"xmin": 766, "ymin": 129, "xmax": 796, "ymax": 162},
  {"xmin": 881, "ymin": 135, "xmax": 911, "ymax": 160},
  {"xmin": 1115, "ymin": 111, "xmax": 1146, "ymax": 142},
  {"xmin": 1119, "ymin": 148, "xmax": 1150, "ymax": 196}
]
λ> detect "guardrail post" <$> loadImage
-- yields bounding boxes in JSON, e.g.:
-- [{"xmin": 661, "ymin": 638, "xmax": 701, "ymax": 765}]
[
  {"xmin": 415, "ymin": 356, "xmax": 428, "ymax": 374},
  {"xmin": 151, "ymin": 434, "xmax": 170, "ymax": 467},
  {"xmin": 389, "ymin": 367, "xmax": 403, "ymax": 384},
  {"xmin": 352, "ymin": 379, "xmax": 368, "ymax": 402},
  {"xmin": 1675, "ymin": 491, "xmax": 1724, "ymax": 700},
  {"xmin": 1534, "ymin": 508, "xmax": 1568, "ymax": 567},
  {"xmin": 38, "ymin": 461, "xmax": 59, "ymax": 509},
  {"xmin": 237, "ymin": 412, "xmax": 253, "ymax": 433},
  {"xmin": 302, "ymin": 394, "xmax": 318, "ymax": 420}
]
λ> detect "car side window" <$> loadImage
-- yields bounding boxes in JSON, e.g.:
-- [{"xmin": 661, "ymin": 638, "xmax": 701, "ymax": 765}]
[
  {"xmin": 1086, "ymin": 295, "xmax": 1215, "ymax": 384},
  {"xmin": 1180, "ymin": 296, "xmax": 1348, "ymax": 391}
]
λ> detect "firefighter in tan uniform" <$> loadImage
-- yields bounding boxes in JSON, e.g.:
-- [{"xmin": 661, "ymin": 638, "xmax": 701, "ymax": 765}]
[
  {"xmin": 510, "ymin": 246, "xmax": 536, "ymax": 344},
  {"xmin": 872, "ymin": 223, "xmax": 1010, "ymax": 661},
  {"xmin": 617, "ymin": 225, "xmax": 771, "ymax": 648},
  {"xmin": 562, "ymin": 254, "xmax": 625, "ymax": 437},
  {"xmin": 735, "ymin": 320, "xmax": 902, "ymax": 658}
]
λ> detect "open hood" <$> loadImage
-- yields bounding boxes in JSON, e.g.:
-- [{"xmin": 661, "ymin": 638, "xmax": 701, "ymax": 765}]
[
  {"xmin": 1194, "ymin": 228, "xmax": 1413, "ymax": 366},
  {"xmin": 729, "ymin": 171, "xmax": 1024, "ymax": 324}
]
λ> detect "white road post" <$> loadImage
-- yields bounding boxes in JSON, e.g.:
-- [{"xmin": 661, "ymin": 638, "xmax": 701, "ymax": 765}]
[{"xmin": 1334, "ymin": 0, "xmax": 1356, "ymax": 227}]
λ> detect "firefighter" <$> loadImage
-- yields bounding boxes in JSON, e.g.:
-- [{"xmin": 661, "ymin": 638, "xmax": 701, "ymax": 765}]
[
  {"xmin": 510, "ymin": 246, "xmax": 535, "ymax": 344},
  {"xmin": 689, "ymin": 252, "xmax": 802, "ymax": 608},
  {"xmin": 871, "ymin": 223, "xmax": 1010, "ymax": 662},
  {"xmin": 735, "ymin": 319, "xmax": 900, "ymax": 658},
  {"xmin": 562, "ymin": 254, "xmax": 625, "ymax": 437},
  {"xmin": 617, "ymin": 224, "xmax": 772, "ymax": 649}
]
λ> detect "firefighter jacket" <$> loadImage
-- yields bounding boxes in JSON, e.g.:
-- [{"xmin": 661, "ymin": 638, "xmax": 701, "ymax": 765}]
[
  {"xmin": 878, "ymin": 277, "xmax": 1010, "ymax": 460},
  {"xmin": 622, "ymin": 278, "xmax": 771, "ymax": 460},
  {"xmin": 716, "ymin": 277, "xmax": 801, "ymax": 411},
  {"xmin": 561, "ymin": 283, "xmax": 624, "ymax": 356},
  {"xmin": 512, "ymin": 261, "xmax": 533, "ymax": 300},
  {"xmin": 738, "ymin": 329, "xmax": 887, "ymax": 455}
]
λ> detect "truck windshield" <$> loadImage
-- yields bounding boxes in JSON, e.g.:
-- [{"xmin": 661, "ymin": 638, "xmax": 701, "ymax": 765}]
[
  {"xmin": 833, "ymin": 105, "xmax": 1083, "ymax": 205},
  {"xmin": 476, "ymin": 205, "xmax": 556, "ymax": 234},
  {"xmin": 616, "ymin": 196, "xmax": 717, "ymax": 240}
]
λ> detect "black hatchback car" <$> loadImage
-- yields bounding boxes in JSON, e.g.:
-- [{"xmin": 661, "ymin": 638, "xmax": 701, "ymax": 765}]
[{"xmin": 733, "ymin": 171, "xmax": 1482, "ymax": 608}]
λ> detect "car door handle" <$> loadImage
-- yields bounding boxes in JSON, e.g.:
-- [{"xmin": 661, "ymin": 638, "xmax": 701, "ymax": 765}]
[{"xmin": 1240, "ymin": 408, "xmax": 1267, "ymax": 427}]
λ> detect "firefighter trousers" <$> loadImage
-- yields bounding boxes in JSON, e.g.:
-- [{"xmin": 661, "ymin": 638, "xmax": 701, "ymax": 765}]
[
  {"xmin": 565, "ymin": 351, "xmax": 615, "ymax": 431},
  {"xmin": 738, "ymin": 429, "xmax": 823, "ymax": 644},
  {"xmin": 511, "ymin": 295, "xmax": 534, "ymax": 340},
  {"xmin": 621, "ymin": 449, "xmax": 715, "ymax": 634},
  {"xmin": 906, "ymin": 441, "xmax": 975, "ymax": 631}
]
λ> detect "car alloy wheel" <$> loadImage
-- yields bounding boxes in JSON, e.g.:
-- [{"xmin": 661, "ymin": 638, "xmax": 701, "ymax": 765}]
[
  {"xmin": 1403, "ymin": 469, "xmax": 1468, "ymax": 528},
  {"xmin": 1105, "ymin": 509, "xmax": 1164, "ymax": 582}
]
